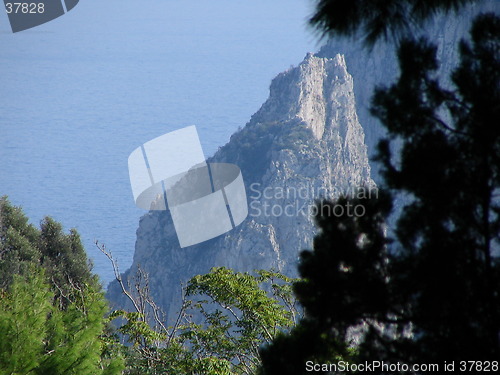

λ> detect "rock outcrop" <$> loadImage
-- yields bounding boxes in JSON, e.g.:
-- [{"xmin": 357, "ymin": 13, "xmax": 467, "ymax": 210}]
[
  {"xmin": 107, "ymin": 53, "xmax": 374, "ymax": 320},
  {"xmin": 107, "ymin": 2, "xmax": 499, "ymax": 320}
]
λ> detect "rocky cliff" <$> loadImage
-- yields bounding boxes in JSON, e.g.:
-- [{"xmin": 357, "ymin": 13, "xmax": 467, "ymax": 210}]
[
  {"xmin": 107, "ymin": 53, "xmax": 374, "ymax": 320},
  {"xmin": 107, "ymin": 1, "xmax": 498, "ymax": 320}
]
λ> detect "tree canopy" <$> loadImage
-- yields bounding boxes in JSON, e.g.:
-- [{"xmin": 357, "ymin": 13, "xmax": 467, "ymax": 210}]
[
  {"xmin": 310, "ymin": 0, "xmax": 479, "ymax": 45},
  {"xmin": 0, "ymin": 197, "xmax": 124, "ymax": 374},
  {"xmin": 260, "ymin": 8, "xmax": 500, "ymax": 374},
  {"xmin": 106, "ymin": 264, "xmax": 300, "ymax": 375},
  {"xmin": 369, "ymin": 12, "xmax": 500, "ymax": 363}
]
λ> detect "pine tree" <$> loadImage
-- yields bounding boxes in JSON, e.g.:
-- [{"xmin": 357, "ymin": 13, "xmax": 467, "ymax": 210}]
[
  {"xmin": 0, "ymin": 198, "xmax": 124, "ymax": 374},
  {"xmin": 368, "ymin": 12, "xmax": 500, "ymax": 363},
  {"xmin": 37, "ymin": 285, "xmax": 122, "ymax": 375},
  {"xmin": 259, "ymin": 194, "xmax": 391, "ymax": 374},
  {"xmin": 260, "ymin": 5, "xmax": 500, "ymax": 374},
  {"xmin": 0, "ymin": 270, "xmax": 52, "ymax": 374},
  {"xmin": 0, "ymin": 196, "xmax": 41, "ymax": 288},
  {"xmin": 310, "ymin": 0, "xmax": 479, "ymax": 45}
]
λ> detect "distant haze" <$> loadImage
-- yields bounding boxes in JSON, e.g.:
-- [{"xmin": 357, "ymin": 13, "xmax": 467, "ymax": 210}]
[{"xmin": 0, "ymin": 0, "xmax": 318, "ymax": 285}]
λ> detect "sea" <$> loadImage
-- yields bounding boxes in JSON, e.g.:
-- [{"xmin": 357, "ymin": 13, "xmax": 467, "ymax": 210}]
[{"xmin": 0, "ymin": 0, "xmax": 319, "ymax": 286}]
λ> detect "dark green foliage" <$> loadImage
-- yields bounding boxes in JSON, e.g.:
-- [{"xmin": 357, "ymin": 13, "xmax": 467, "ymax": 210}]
[
  {"xmin": 40, "ymin": 217, "xmax": 101, "ymax": 308},
  {"xmin": 310, "ymin": 0, "xmax": 478, "ymax": 45},
  {"xmin": 0, "ymin": 197, "xmax": 124, "ymax": 374},
  {"xmin": 0, "ymin": 270, "xmax": 52, "ymax": 374},
  {"xmin": 260, "ymin": 9, "xmax": 500, "ymax": 375},
  {"xmin": 259, "ymin": 194, "xmax": 391, "ymax": 375},
  {"xmin": 0, "ymin": 197, "xmax": 41, "ymax": 288},
  {"xmin": 295, "ymin": 195, "xmax": 392, "ymax": 329},
  {"xmin": 0, "ymin": 268, "xmax": 124, "ymax": 375},
  {"xmin": 370, "ymin": 13, "xmax": 500, "ymax": 362},
  {"xmin": 0, "ymin": 197, "xmax": 100, "ymax": 306}
]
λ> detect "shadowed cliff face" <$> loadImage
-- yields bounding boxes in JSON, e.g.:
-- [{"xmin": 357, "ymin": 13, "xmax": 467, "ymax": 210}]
[
  {"xmin": 316, "ymin": 0, "xmax": 499, "ymax": 181},
  {"xmin": 107, "ymin": 53, "xmax": 374, "ymax": 320}
]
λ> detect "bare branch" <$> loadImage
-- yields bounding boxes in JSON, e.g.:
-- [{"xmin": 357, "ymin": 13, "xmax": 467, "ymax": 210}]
[{"xmin": 95, "ymin": 240, "xmax": 142, "ymax": 314}]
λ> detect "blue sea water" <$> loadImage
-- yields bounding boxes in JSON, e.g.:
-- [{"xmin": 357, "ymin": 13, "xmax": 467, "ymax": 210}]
[{"xmin": 0, "ymin": 0, "xmax": 318, "ymax": 286}]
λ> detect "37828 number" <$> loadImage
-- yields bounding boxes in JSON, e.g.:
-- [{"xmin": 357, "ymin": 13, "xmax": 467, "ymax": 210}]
[
  {"xmin": 459, "ymin": 361, "xmax": 499, "ymax": 372},
  {"xmin": 5, "ymin": 2, "xmax": 45, "ymax": 14}
]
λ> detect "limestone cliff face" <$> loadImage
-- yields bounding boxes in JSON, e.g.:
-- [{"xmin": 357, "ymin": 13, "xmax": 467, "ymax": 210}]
[
  {"xmin": 107, "ymin": 3, "xmax": 498, "ymax": 320},
  {"xmin": 107, "ymin": 53, "xmax": 374, "ymax": 320}
]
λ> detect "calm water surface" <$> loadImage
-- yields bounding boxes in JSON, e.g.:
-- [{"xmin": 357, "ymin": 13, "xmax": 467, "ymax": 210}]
[{"xmin": 0, "ymin": 0, "xmax": 318, "ymax": 285}]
